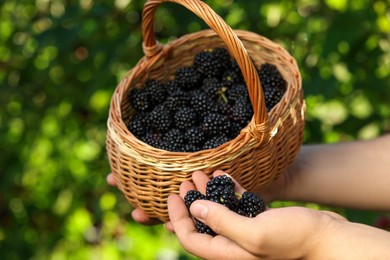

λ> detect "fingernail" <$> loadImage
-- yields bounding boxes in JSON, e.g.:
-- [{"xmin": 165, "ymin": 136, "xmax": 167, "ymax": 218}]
[{"xmin": 191, "ymin": 202, "xmax": 208, "ymax": 220}]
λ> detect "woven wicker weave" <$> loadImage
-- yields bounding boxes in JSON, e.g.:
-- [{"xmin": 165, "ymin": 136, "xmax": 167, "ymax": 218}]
[{"xmin": 106, "ymin": 0, "xmax": 306, "ymax": 222}]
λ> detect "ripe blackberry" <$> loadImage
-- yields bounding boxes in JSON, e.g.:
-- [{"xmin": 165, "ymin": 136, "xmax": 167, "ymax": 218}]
[
  {"xmin": 264, "ymin": 87, "xmax": 285, "ymax": 111},
  {"xmin": 175, "ymin": 66, "xmax": 202, "ymax": 90},
  {"xmin": 127, "ymin": 114, "xmax": 146, "ymax": 137},
  {"xmin": 222, "ymin": 68, "xmax": 242, "ymax": 87},
  {"xmin": 202, "ymin": 112, "xmax": 231, "ymax": 136},
  {"xmin": 174, "ymin": 107, "xmax": 198, "ymax": 130},
  {"xmin": 227, "ymin": 84, "xmax": 249, "ymax": 103},
  {"xmin": 237, "ymin": 191, "xmax": 266, "ymax": 218},
  {"xmin": 144, "ymin": 79, "xmax": 167, "ymax": 104},
  {"xmin": 230, "ymin": 60, "xmax": 244, "ymax": 82},
  {"xmin": 215, "ymin": 99, "xmax": 232, "ymax": 117},
  {"xmin": 161, "ymin": 128, "xmax": 185, "ymax": 151},
  {"xmin": 164, "ymin": 79, "xmax": 180, "ymax": 94},
  {"xmin": 258, "ymin": 63, "xmax": 286, "ymax": 110},
  {"xmin": 190, "ymin": 90, "xmax": 213, "ymax": 116},
  {"xmin": 184, "ymin": 126, "xmax": 206, "ymax": 145},
  {"xmin": 128, "ymin": 88, "xmax": 152, "ymax": 111},
  {"xmin": 149, "ymin": 104, "xmax": 173, "ymax": 133},
  {"xmin": 184, "ymin": 190, "xmax": 205, "ymax": 208},
  {"xmin": 139, "ymin": 130, "xmax": 162, "ymax": 148},
  {"xmin": 164, "ymin": 89, "xmax": 190, "ymax": 113},
  {"xmin": 212, "ymin": 47, "xmax": 232, "ymax": 67},
  {"xmin": 203, "ymin": 135, "xmax": 230, "ymax": 149},
  {"xmin": 201, "ymin": 77, "xmax": 224, "ymax": 99},
  {"xmin": 205, "ymin": 175, "xmax": 238, "ymax": 211},
  {"xmin": 195, "ymin": 219, "xmax": 216, "ymax": 236},
  {"xmin": 205, "ymin": 175, "xmax": 234, "ymax": 195},
  {"xmin": 194, "ymin": 48, "xmax": 231, "ymax": 78},
  {"xmin": 231, "ymin": 98, "xmax": 253, "ymax": 126},
  {"xmin": 184, "ymin": 190, "xmax": 216, "ymax": 236}
]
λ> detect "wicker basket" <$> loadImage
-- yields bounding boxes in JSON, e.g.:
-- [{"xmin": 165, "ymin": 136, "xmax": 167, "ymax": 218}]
[{"xmin": 106, "ymin": 0, "xmax": 305, "ymax": 222}]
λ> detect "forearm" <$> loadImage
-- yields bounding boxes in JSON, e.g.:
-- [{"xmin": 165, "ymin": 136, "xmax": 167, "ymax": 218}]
[
  {"xmin": 310, "ymin": 218, "xmax": 390, "ymax": 259},
  {"xmin": 281, "ymin": 134, "xmax": 390, "ymax": 210}
]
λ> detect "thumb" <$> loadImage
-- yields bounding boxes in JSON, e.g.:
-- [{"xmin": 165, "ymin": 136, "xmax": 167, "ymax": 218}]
[{"xmin": 190, "ymin": 200, "xmax": 255, "ymax": 244}]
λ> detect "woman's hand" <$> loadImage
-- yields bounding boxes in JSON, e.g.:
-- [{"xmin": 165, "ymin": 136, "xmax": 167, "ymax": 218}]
[
  {"xmin": 106, "ymin": 173, "xmax": 162, "ymax": 225},
  {"xmin": 167, "ymin": 170, "xmax": 390, "ymax": 260},
  {"xmin": 166, "ymin": 171, "xmax": 338, "ymax": 259}
]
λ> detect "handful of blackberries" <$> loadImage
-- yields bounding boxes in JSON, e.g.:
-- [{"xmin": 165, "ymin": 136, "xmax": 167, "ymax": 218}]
[
  {"xmin": 184, "ymin": 175, "xmax": 267, "ymax": 236},
  {"xmin": 126, "ymin": 47, "xmax": 287, "ymax": 152}
]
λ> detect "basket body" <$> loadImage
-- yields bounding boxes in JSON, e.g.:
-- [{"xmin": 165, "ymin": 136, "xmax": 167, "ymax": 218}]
[{"xmin": 106, "ymin": 28, "xmax": 305, "ymax": 222}]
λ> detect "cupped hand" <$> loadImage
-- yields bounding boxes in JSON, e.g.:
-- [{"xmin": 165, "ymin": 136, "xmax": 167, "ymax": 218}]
[
  {"xmin": 167, "ymin": 170, "xmax": 346, "ymax": 260},
  {"xmin": 106, "ymin": 173, "xmax": 162, "ymax": 226}
]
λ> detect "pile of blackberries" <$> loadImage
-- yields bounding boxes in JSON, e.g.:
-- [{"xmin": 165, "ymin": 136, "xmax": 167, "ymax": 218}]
[
  {"xmin": 126, "ymin": 47, "xmax": 286, "ymax": 152},
  {"xmin": 184, "ymin": 175, "xmax": 266, "ymax": 236}
]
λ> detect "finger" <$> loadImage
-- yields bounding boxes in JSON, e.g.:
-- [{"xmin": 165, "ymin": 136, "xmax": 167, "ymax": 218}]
[
  {"xmin": 190, "ymin": 200, "xmax": 257, "ymax": 250},
  {"xmin": 131, "ymin": 208, "xmax": 162, "ymax": 226},
  {"xmin": 106, "ymin": 173, "xmax": 117, "ymax": 186},
  {"xmin": 192, "ymin": 171, "xmax": 211, "ymax": 194},
  {"xmin": 168, "ymin": 193, "xmax": 199, "ymax": 234},
  {"xmin": 321, "ymin": 210, "xmax": 348, "ymax": 221},
  {"xmin": 179, "ymin": 181, "xmax": 196, "ymax": 198},
  {"xmin": 212, "ymin": 170, "xmax": 246, "ymax": 194},
  {"xmin": 168, "ymin": 194, "xmax": 255, "ymax": 260}
]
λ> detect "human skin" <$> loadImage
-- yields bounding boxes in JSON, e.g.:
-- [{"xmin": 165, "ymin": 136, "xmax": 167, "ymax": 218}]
[
  {"xmin": 166, "ymin": 170, "xmax": 390, "ymax": 259},
  {"xmin": 260, "ymin": 133, "xmax": 390, "ymax": 210}
]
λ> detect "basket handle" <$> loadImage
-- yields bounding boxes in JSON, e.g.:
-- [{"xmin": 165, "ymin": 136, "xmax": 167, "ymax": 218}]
[{"xmin": 142, "ymin": 0, "xmax": 268, "ymax": 126}]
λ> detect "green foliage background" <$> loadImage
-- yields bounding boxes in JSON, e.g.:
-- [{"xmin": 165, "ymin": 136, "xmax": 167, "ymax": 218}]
[{"xmin": 1, "ymin": 0, "xmax": 389, "ymax": 259}]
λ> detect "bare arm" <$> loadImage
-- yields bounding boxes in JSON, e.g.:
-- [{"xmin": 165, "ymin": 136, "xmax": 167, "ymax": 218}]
[
  {"xmin": 167, "ymin": 171, "xmax": 390, "ymax": 260},
  {"xmin": 273, "ymin": 134, "xmax": 390, "ymax": 210}
]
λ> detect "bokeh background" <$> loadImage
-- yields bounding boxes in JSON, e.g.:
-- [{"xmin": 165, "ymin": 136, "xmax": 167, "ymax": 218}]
[{"xmin": 1, "ymin": 0, "xmax": 389, "ymax": 259}]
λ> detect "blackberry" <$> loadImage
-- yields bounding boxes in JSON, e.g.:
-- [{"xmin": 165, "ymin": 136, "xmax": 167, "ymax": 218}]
[
  {"xmin": 127, "ymin": 114, "xmax": 146, "ymax": 137},
  {"xmin": 175, "ymin": 66, "xmax": 202, "ymax": 90},
  {"xmin": 264, "ymin": 87, "xmax": 285, "ymax": 111},
  {"xmin": 205, "ymin": 175, "xmax": 238, "ymax": 211},
  {"xmin": 128, "ymin": 88, "xmax": 152, "ymax": 111},
  {"xmin": 161, "ymin": 128, "xmax": 185, "ymax": 151},
  {"xmin": 183, "ymin": 143, "xmax": 201, "ymax": 152},
  {"xmin": 184, "ymin": 126, "xmax": 206, "ymax": 145},
  {"xmin": 230, "ymin": 60, "xmax": 244, "ymax": 82},
  {"xmin": 190, "ymin": 90, "xmax": 213, "ymax": 116},
  {"xmin": 194, "ymin": 48, "xmax": 231, "ymax": 78},
  {"xmin": 144, "ymin": 79, "xmax": 167, "ymax": 104},
  {"xmin": 174, "ymin": 107, "xmax": 198, "ymax": 130},
  {"xmin": 139, "ymin": 130, "xmax": 162, "ymax": 148},
  {"xmin": 164, "ymin": 79, "xmax": 180, "ymax": 94},
  {"xmin": 201, "ymin": 77, "xmax": 224, "ymax": 99},
  {"xmin": 184, "ymin": 190, "xmax": 216, "ymax": 236},
  {"xmin": 149, "ymin": 104, "xmax": 173, "ymax": 133},
  {"xmin": 222, "ymin": 68, "xmax": 242, "ymax": 87},
  {"xmin": 195, "ymin": 219, "xmax": 216, "ymax": 236},
  {"xmin": 227, "ymin": 84, "xmax": 249, "ymax": 103},
  {"xmin": 237, "ymin": 191, "xmax": 266, "ymax": 218},
  {"xmin": 212, "ymin": 47, "xmax": 232, "ymax": 68},
  {"xmin": 215, "ymin": 99, "xmax": 232, "ymax": 116},
  {"xmin": 231, "ymin": 98, "xmax": 253, "ymax": 126},
  {"xmin": 205, "ymin": 175, "xmax": 235, "ymax": 195},
  {"xmin": 164, "ymin": 89, "xmax": 190, "ymax": 113},
  {"xmin": 202, "ymin": 112, "xmax": 231, "ymax": 136},
  {"xmin": 258, "ymin": 63, "xmax": 286, "ymax": 111},
  {"xmin": 184, "ymin": 190, "xmax": 205, "ymax": 208},
  {"xmin": 203, "ymin": 135, "xmax": 230, "ymax": 149}
]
